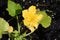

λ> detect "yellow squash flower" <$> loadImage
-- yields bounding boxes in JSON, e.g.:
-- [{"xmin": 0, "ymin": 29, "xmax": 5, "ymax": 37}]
[
  {"xmin": 8, "ymin": 26, "xmax": 13, "ymax": 33},
  {"xmin": 22, "ymin": 5, "xmax": 43, "ymax": 32}
]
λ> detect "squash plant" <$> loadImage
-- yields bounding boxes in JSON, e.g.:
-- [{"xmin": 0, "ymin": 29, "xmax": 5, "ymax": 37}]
[{"xmin": 0, "ymin": 0, "xmax": 52, "ymax": 40}]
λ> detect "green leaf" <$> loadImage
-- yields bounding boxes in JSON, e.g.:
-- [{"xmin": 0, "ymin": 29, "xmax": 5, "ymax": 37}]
[
  {"xmin": 12, "ymin": 30, "xmax": 19, "ymax": 37},
  {"xmin": 7, "ymin": 1, "xmax": 16, "ymax": 16},
  {"xmin": 38, "ymin": 11, "xmax": 51, "ymax": 28},
  {"xmin": 0, "ymin": 18, "xmax": 9, "ymax": 31},
  {"xmin": 20, "ymin": 37, "xmax": 26, "ymax": 40},
  {"xmin": 16, "ymin": 4, "xmax": 22, "ymax": 10},
  {"xmin": 2, "ymin": 31, "xmax": 8, "ymax": 34},
  {"xmin": 18, "ymin": 36, "xmax": 26, "ymax": 40},
  {"xmin": 16, "ymin": 4, "xmax": 22, "ymax": 15},
  {"xmin": 0, "ymin": 31, "xmax": 2, "ymax": 39},
  {"xmin": 12, "ymin": 30, "xmax": 26, "ymax": 40},
  {"xmin": 41, "ymin": 16, "xmax": 51, "ymax": 28},
  {"xmin": 7, "ymin": 0, "xmax": 22, "ymax": 17},
  {"xmin": 0, "ymin": 18, "xmax": 9, "ymax": 39}
]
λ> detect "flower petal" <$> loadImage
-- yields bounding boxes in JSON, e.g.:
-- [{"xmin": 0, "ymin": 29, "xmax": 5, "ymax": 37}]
[
  {"xmin": 23, "ymin": 19, "xmax": 30, "ymax": 26},
  {"xmin": 32, "ymin": 22, "xmax": 39, "ymax": 29},
  {"xmin": 28, "ymin": 25, "xmax": 35, "ymax": 32},
  {"xmin": 28, "ymin": 5, "xmax": 36, "ymax": 14},
  {"xmin": 22, "ymin": 9, "xmax": 28, "ymax": 19},
  {"xmin": 8, "ymin": 26, "xmax": 13, "ymax": 33}
]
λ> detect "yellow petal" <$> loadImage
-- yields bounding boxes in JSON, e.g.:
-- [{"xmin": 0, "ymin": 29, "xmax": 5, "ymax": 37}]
[
  {"xmin": 8, "ymin": 26, "xmax": 13, "ymax": 33},
  {"xmin": 22, "ymin": 9, "xmax": 28, "ymax": 19},
  {"xmin": 32, "ymin": 22, "xmax": 39, "ymax": 29},
  {"xmin": 28, "ymin": 5, "xmax": 36, "ymax": 14},
  {"xmin": 32, "ymin": 14, "xmax": 43, "ymax": 29},
  {"xmin": 23, "ymin": 19, "xmax": 30, "ymax": 26},
  {"xmin": 28, "ymin": 25, "xmax": 35, "ymax": 32}
]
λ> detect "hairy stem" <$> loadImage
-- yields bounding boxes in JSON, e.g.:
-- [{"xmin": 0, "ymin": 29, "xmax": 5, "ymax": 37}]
[{"xmin": 16, "ymin": 16, "xmax": 20, "ymax": 33}]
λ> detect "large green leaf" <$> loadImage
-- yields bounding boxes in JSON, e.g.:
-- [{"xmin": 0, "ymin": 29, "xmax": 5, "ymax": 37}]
[
  {"xmin": 7, "ymin": 0, "xmax": 22, "ymax": 17},
  {"xmin": 0, "ymin": 18, "xmax": 9, "ymax": 39},
  {"xmin": 0, "ymin": 31, "xmax": 2, "ymax": 39},
  {"xmin": 38, "ymin": 11, "xmax": 51, "ymax": 28},
  {"xmin": 0, "ymin": 18, "xmax": 9, "ymax": 31}
]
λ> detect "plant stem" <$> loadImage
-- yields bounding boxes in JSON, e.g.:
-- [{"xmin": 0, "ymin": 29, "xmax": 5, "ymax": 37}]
[
  {"xmin": 14, "ymin": 38, "xmax": 16, "ymax": 40},
  {"xmin": 21, "ymin": 32, "xmax": 32, "ymax": 38},
  {"xmin": 25, "ymin": 32, "xmax": 32, "ymax": 37},
  {"xmin": 8, "ymin": 18, "xmax": 14, "ymax": 22},
  {"xmin": 22, "ymin": 30, "xmax": 36, "ymax": 38},
  {"xmin": 8, "ymin": 33, "xmax": 10, "ymax": 40},
  {"xmin": 7, "ymin": 17, "xmax": 16, "ymax": 22},
  {"xmin": 16, "ymin": 16, "xmax": 20, "ymax": 33}
]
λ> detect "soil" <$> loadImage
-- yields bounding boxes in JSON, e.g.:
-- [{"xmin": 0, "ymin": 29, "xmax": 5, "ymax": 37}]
[{"xmin": 0, "ymin": 0, "xmax": 60, "ymax": 40}]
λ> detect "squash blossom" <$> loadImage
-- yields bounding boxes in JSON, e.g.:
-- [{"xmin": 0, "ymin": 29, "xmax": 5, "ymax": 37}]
[
  {"xmin": 8, "ymin": 26, "xmax": 13, "ymax": 33},
  {"xmin": 22, "ymin": 5, "xmax": 43, "ymax": 32}
]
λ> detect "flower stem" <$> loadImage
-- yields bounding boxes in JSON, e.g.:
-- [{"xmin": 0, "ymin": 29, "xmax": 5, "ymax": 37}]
[
  {"xmin": 16, "ymin": 16, "xmax": 20, "ymax": 33},
  {"xmin": 21, "ymin": 32, "xmax": 32, "ymax": 38},
  {"xmin": 8, "ymin": 33, "xmax": 10, "ymax": 40},
  {"xmin": 25, "ymin": 32, "xmax": 32, "ymax": 37},
  {"xmin": 22, "ymin": 30, "xmax": 36, "ymax": 37}
]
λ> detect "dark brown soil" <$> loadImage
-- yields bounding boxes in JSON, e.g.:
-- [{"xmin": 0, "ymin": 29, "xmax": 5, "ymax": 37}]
[{"xmin": 0, "ymin": 0, "xmax": 60, "ymax": 40}]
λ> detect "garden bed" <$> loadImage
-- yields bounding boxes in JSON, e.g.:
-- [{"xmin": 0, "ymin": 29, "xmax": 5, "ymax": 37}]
[{"xmin": 0, "ymin": 0, "xmax": 60, "ymax": 40}]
